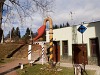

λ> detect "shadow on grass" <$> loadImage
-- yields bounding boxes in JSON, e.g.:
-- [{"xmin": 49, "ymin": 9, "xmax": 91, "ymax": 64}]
[
  {"xmin": 7, "ymin": 44, "xmax": 25, "ymax": 58},
  {"xmin": 81, "ymin": 69, "xmax": 88, "ymax": 75},
  {"xmin": 34, "ymin": 55, "xmax": 42, "ymax": 63},
  {"xmin": 0, "ymin": 66, "xmax": 20, "ymax": 75}
]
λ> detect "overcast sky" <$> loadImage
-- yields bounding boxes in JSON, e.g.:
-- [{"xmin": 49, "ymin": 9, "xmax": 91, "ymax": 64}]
[
  {"xmin": 27, "ymin": 0, "xmax": 100, "ymax": 27},
  {"xmin": 52, "ymin": 0, "xmax": 100, "ymax": 25},
  {"xmin": 2, "ymin": 0, "xmax": 100, "ymax": 36}
]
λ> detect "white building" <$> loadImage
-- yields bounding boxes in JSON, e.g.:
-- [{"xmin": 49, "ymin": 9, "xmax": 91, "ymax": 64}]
[{"xmin": 46, "ymin": 21, "xmax": 100, "ymax": 66}]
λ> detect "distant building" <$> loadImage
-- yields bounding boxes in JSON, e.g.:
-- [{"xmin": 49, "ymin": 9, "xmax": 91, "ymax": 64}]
[
  {"xmin": 33, "ymin": 41, "xmax": 46, "ymax": 45},
  {"xmin": 46, "ymin": 21, "xmax": 100, "ymax": 66}
]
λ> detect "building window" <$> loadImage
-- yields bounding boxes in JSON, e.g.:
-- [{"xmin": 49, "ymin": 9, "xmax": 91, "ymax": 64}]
[
  {"xmin": 63, "ymin": 41, "xmax": 68, "ymax": 57},
  {"xmin": 90, "ymin": 38, "xmax": 99, "ymax": 57}
]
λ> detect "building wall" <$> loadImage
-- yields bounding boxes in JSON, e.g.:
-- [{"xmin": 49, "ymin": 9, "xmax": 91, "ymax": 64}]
[
  {"xmin": 77, "ymin": 24, "xmax": 96, "ymax": 57},
  {"xmin": 46, "ymin": 21, "xmax": 100, "ymax": 57},
  {"xmin": 46, "ymin": 27, "xmax": 73, "ymax": 56},
  {"xmin": 87, "ymin": 22, "xmax": 100, "ymax": 57}
]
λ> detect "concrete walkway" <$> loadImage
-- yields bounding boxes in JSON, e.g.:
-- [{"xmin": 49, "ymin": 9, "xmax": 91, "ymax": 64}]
[
  {"xmin": 60, "ymin": 63, "xmax": 100, "ymax": 75},
  {"xmin": 0, "ymin": 58, "xmax": 100, "ymax": 75},
  {"xmin": 60, "ymin": 62, "xmax": 100, "ymax": 70}
]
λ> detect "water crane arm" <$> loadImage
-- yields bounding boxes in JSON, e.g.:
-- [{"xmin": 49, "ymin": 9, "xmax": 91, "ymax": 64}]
[
  {"xmin": 33, "ymin": 17, "xmax": 53, "ymax": 67},
  {"xmin": 33, "ymin": 25, "xmax": 46, "ymax": 41}
]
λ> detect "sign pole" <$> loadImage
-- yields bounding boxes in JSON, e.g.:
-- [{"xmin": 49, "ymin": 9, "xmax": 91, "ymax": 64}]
[
  {"xmin": 82, "ymin": 33, "xmax": 85, "ymax": 71},
  {"xmin": 82, "ymin": 33, "xmax": 83, "ymax": 44},
  {"xmin": 77, "ymin": 25, "xmax": 87, "ymax": 74}
]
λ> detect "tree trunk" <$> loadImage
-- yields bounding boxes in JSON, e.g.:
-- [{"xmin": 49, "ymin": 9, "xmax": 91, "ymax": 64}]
[
  {"xmin": 0, "ymin": 0, "xmax": 5, "ymax": 27},
  {"xmin": 0, "ymin": 0, "xmax": 5, "ymax": 43}
]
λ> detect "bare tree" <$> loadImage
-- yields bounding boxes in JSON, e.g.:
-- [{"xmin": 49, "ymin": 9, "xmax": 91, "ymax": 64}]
[
  {"xmin": 0, "ymin": 0, "xmax": 5, "ymax": 27},
  {"xmin": 0, "ymin": 0, "xmax": 54, "ymax": 43},
  {"xmin": 1, "ymin": 0, "xmax": 54, "ymax": 26}
]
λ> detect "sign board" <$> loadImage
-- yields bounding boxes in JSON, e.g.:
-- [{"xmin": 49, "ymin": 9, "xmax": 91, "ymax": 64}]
[{"xmin": 78, "ymin": 25, "xmax": 87, "ymax": 34}]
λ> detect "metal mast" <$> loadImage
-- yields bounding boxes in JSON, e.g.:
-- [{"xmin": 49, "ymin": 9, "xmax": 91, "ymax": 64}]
[
  {"xmin": 72, "ymin": 25, "xmax": 78, "ymax": 44},
  {"xmin": 70, "ymin": 11, "xmax": 77, "ymax": 44}
]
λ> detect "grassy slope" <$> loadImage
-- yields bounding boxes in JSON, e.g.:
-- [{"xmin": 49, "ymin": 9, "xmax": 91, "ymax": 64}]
[
  {"xmin": 0, "ymin": 43, "xmax": 23, "ymax": 65},
  {"xmin": 0, "ymin": 43, "xmax": 22, "ymax": 58},
  {"xmin": 0, "ymin": 43, "xmax": 41, "ymax": 59},
  {"xmin": 13, "ymin": 44, "xmax": 28, "ymax": 58},
  {"xmin": 13, "ymin": 44, "xmax": 41, "ymax": 58}
]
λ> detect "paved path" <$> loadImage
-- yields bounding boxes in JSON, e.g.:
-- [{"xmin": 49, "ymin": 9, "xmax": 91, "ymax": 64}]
[
  {"xmin": 60, "ymin": 62, "xmax": 100, "ymax": 70},
  {"xmin": 0, "ymin": 49, "xmax": 41, "ymax": 75},
  {"xmin": 0, "ymin": 57, "xmax": 100, "ymax": 75},
  {"xmin": 0, "ymin": 58, "xmax": 28, "ymax": 75},
  {"xmin": 0, "ymin": 59, "xmax": 100, "ymax": 75}
]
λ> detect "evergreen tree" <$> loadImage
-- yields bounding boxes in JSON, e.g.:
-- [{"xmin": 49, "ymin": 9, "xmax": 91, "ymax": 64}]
[
  {"xmin": 54, "ymin": 24, "xmax": 58, "ymax": 29},
  {"xmin": 5, "ymin": 31, "xmax": 10, "ymax": 39},
  {"xmin": 66, "ymin": 22, "xmax": 70, "ymax": 27},
  {"xmin": 22, "ymin": 27, "xmax": 34, "ymax": 43},
  {"xmin": 25, "ymin": 28, "xmax": 30, "ymax": 36},
  {"xmin": 15, "ymin": 27, "xmax": 21, "ymax": 38},
  {"xmin": 60, "ymin": 24, "xmax": 62, "ymax": 28},
  {"xmin": 62, "ymin": 23, "xmax": 65, "ymax": 28},
  {"xmin": 30, "ymin": 29, "xmax": 34, "ymax": 39},
  {"xmin": 11, "ymin": 27, "xmax": 16, "ymax": 39},
  {"xmin": 53, "ymin": 25, "xmax": 55, "ymax": 29}
]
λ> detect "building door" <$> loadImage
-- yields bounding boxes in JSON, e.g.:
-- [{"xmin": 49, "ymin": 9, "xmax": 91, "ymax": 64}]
[
  {"xmin": 90, "ymin": 38, "xmax": 100, "ymax": 66},
  {"xmin": 72, "ymin": 44, "xmax": 88, "ymax": 65},
  {"xmin": 62, "ymin": 41, "xmax": 68, "ymax": 58},
  {"xmin": 53, "ymin": 41, "xmax": 60, "ymax": 62},
  {"xmin": 90, "ymin": 38, "xmax": 99, "ymax": 57}
]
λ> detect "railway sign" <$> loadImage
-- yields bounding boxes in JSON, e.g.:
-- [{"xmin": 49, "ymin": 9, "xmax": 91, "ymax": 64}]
[{"xmin": 78, "ymin": 25, "xmax": 87, "ymax": 34}]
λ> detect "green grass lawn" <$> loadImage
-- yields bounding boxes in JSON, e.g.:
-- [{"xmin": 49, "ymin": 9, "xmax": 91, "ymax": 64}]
[{"xmin": 17, "ymin": 64, "xmax": 95, "ymax": 75}]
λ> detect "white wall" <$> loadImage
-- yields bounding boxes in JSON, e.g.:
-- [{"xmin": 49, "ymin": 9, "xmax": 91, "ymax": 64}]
[
  {"xmin": 46, "ymin": 27, "xmax": 73, "ymax": 56},
  {"xmin": 46, "ymin": 21, "xmax": 100, "ymax": 57},
  {"xmin": 77, "ymin": 24, "xmax": 96, "ymax": 56},
  {"xmin": 88, "ymin": 22, "xmax": 100, "ymax": 56}
]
